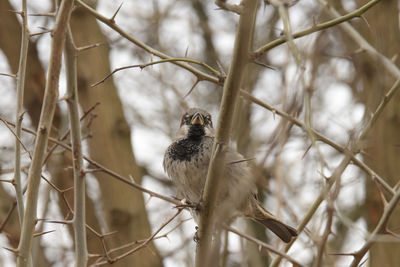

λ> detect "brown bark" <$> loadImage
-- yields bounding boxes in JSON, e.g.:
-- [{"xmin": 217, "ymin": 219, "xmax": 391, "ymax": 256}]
[
  {"xmin": 348, "ymin": 1, "xmax": 400, "ymax": 265},
  {"xmin": 69, "ymin": 3, "xmax": 163, "ymax": 267}
]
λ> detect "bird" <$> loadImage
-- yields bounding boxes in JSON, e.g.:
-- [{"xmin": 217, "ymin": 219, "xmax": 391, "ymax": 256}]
[{"xmin": 163, "ymin": 108, "xmax": 297, "ymax": 243}]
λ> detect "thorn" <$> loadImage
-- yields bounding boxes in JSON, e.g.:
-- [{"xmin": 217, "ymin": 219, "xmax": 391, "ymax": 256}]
[
  {"xmin": 102, "ymin": 230, "xmax": 118, "ymax": 237},
  {"xmin": 183, "ymin": 79, "xmax": 200, "ymax": 99},
  {"xmin": 3, "ymin": 246, "xmax": 18, "ymax": 254},
  {"xmin": 312, "ymin": 16, "xmax": 317, "ymax": 27},
  {"xmin": 128, "ymin": 175, "xmax": 136, "ymax": 183},
  {"xmin": 34, "ymin": 230, "xmax": 56, "ymax": 237},
  {"xmin": 227, "ymin": 157, "xmax": 256, "ymax": 165},
  {"xmin": 28, "ymin": 12, "xmax": 55, "ymax": 17},
  {"xmin": 216, "ymin": 60, "xmax": 226, "ymax": 77},
  {"xmin": 60, "ymin": 186, "xmax": 74, "ymax": 193},
  {"xmin": 110, "ymin": 2, "xmax": 123, "ymax": 23},
  {"xmin": 77, "ymin": 42, "xmax": 105, "ymax": 52},
  {"xmin": 0, "ymin": 73, "xmax": 17, "ymax": 78},
  {"xmin": 30, "ymin": 30, "xmax": 52, "ymax": 37},
  {"xmin": 373, "ymin": 176, "xmax": 388, "ymax": 207},
  {"xmin": 302, "ymin": 144, "xmax": 312, "ymax": 160},
  {"xmin": 360, "ymin": 15, "xmax": 371, "ymax": 28},
  {"xmin": 83, "ymin": 168, "xmax": 102, "ymax": 174},
  {"xmin": 38, "ymin": 26, "xmax": 50, "ymax": 31},
  {"xmin": 353, "ymin": 47, "xmax": 365, "ymax": 54},
  {"xmin": 253, "ymin": 60, "xmax": 278, "ymax": 70},
  {"xmin": 359, "ymin": 256, "xmax": 369, "ymax": 266},
  {"xmin": 391, "ymin": 54, "xmax": 398, "ymax": 63},
  {"xmin": 328, "ymin": 252, "xmax": 355, "ymax": 257},
  {"xmin": 185, "ymin": 46, "xmax": 189, "ymax": 58},
  {"xmin": 8, "ymin": 9, "xmax": 23, "ymax": 15}
]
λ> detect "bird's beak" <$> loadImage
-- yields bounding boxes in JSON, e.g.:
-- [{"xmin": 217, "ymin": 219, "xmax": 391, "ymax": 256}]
[{"xmin": 190, "ymin": 113, "xmax": 204, "ymax": 126}]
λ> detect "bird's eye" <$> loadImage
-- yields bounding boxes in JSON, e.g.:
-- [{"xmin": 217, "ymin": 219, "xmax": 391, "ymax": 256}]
[
  {"xmin": 180, "ymin": 113, "xmax": 191, "ymax": 126},
  {"xmin": 205, "ymin": 115, "xmax": 213, "ymax": 127}
]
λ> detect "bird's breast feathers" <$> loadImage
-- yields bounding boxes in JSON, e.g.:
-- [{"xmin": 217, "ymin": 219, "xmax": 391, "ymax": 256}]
[{"xmin": 164, "ymin": 136, "xmax": 213, "ymax": 201}]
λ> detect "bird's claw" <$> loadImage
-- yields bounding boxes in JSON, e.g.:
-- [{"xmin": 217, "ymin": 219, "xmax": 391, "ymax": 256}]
[
  {"xmin": 193, "ymin": 226, "xmax": 200, "ymax": 243},
  {"xmin": 174, "ymin": 198, "xmax": 202, "ymax": 211}
]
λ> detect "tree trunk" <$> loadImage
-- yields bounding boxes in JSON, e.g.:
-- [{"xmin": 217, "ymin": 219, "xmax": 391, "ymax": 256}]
[{"xmin": 349, "ymin": 1, "xmax": 400, "ymax": 265}]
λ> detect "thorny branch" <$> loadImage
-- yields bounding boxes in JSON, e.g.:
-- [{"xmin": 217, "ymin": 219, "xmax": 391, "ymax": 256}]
[
  {"xmin": 91, "ymin": 58, "xmax": 220, "ymax": 88},
  {"xmin": 252, "ymin": 0, "xmax": 381, "ymax": 58},
  {"xmin": 17, "ymin": 1, "xmax": 74, "ymax": 266},
  {"xmin": 195, "ymin": 0, "xmax": 258, "ymax": 266},
  {"xmin": 226, "ymin": 225, "xmax": 305, "ymax": 267},
  {"xmin": 75, "ymin": 0, "xmax": 223, "ymax": 85},
  {"xmin": 64, "ymin": 26, "xmax": 88, "ymax": 266},
  {"xmin": 13, "ymin": 0, "xmax": 30, "ymax": 228},
  {"xmin": 0, "ymin": 117, "xmax": 182, "ymax": 207},
  {"xmin": 92, "ymin": 208, "xmax": 183, "ymax": 266}
]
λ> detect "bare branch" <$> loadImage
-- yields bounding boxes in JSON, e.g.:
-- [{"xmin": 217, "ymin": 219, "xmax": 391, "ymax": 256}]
[
  {"xmin": 75, "ymin": 0, "xmax": 222, "ymax": 84},
  {"xmin": 64, "ymin": 26, "xmax": 88, "ymax": 266},
  {"xmin": 317, "ymin": 0, "xmax": 400, "ymax": 79},
  {"xmin": 92, "ymin": 209, "xmax": 183, "ymax": 266},
  {"xmin": 0, "ymin": 117, "xmax": 32, "ymax": 159},
  {"xmin": 226, "ymin": 225, "xmax": 306, "ymax": 267},
  {"xmin": 16, "ymin": 1, "xmax": 74, "ymax": 266},
  {"xmin": 350, "ymin": 186, "xmax": 400, "ymax": 266},
  {"xmin": 13, "ymin": 0, "xmax": 30, "ymax": 229},
  {"xmin": 252, "ymin": 0, "xmax": 381, "ymax": 58},
  {"xmin": 240, "ymin": 90, "xmax": 396, "ymax": 196},
  {"xmin": 195, "ymin": 0, "xmax": 258, "ymax": 266},
  {"xmin": 91, "ymin": 58, "xmax": 220, "ymax": 88},
  {"xmin": 0, "ymin": 116, "xmax": 182, "ymax": 207}
]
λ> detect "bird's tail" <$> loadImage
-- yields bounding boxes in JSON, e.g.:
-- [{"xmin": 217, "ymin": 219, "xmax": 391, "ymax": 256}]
[{"xmin": 247, "ymin": 199, "xmax": 297, "ymax": 243}]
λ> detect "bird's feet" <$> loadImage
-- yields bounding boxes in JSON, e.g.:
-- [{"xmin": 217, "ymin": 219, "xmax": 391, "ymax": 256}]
[
  {"xmin": 193, "ymin": 226, "xmax": 200, "ymax": 243},
  {"xmin": 174, "ymin": 198, "xmax": 202, "ymax": 211}
]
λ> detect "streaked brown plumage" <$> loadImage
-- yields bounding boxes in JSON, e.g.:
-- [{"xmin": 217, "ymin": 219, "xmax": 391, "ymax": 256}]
[{"xmin": 163, "ymin": 108, "xmax": 297, "ymax": 242}]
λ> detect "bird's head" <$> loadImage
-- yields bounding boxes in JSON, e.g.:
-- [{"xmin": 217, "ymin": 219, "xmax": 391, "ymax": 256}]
[{"xmin": 176, "ymin": 108, "xmax": 214, "ymax": 139}]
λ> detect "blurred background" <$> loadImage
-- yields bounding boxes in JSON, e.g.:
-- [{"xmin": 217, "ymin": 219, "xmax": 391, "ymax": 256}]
[{"xmin": 0, "ymin": 0, "xmax": 399, "ymax": 266}]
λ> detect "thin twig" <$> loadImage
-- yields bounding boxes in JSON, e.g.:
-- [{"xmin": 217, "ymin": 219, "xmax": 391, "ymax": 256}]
[
  {"xmin": 75, "ymin": 0, "xmax": 222, "ymax": 84},
  {"xmin": 1, "ymin": 116, "xmax": 182, "ymax": 207},
  {"xmin": 65, "ymin": 26, "xmax": 88, "ymax": 266},
  {"xmin": 0, "ymin": 72, "xmax": 17, "ymax": 78},
  {"xmin": 252, "ymin": 0, "xmax": 381, "ymax": 58},
  {"xmin": 92, "ymin": 209, "xmax": 183, "ymax": 266},
  {"xmin": 13, "ymin": 0, "xmax": 30, "ymax": 229},
  {"xmin": 91, "ymin": 58, "xmax": 220, "ymax": 87},
  {"xmin": 240, "ymin": 90, "xmax": 396, "ymax": 195},
  {"xmin": 317, "ymin": 0, "xmax": 400, "ymax": 79},
  {"xmin": 226, "ymin": 225, "xmax": 306, "ymax": 267},
  {"xmin": 350, "ymin": 186, "xmax": 400, "ymax": 266},
  {"xmin": 0, "ymin": 117, "xmax": 32, "ymax": 159}
]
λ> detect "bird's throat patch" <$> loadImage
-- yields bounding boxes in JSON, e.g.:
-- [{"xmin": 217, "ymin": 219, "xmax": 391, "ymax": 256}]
[{"xmin": 188, "ymin": 125, "xmax": 205, "ymax": 139}]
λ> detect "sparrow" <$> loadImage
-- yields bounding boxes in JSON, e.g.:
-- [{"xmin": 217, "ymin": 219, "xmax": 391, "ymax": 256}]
[{"xmin": 163, "ymin": 108, "xmax": 297, "ymax": 243}]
